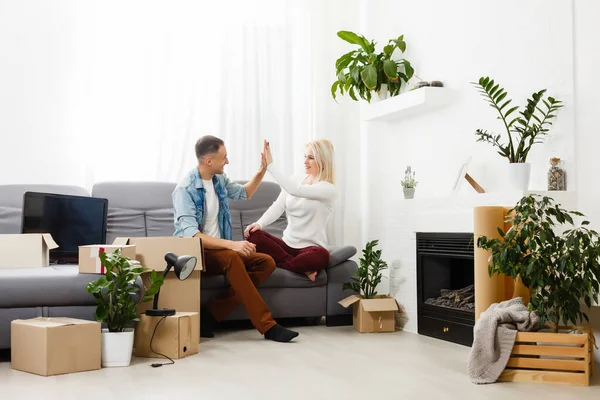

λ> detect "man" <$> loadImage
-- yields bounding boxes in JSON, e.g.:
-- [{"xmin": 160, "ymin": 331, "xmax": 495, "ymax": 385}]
[{"xmin": 173, "ymin": 135, "xmax": 299, "ymax": 343}]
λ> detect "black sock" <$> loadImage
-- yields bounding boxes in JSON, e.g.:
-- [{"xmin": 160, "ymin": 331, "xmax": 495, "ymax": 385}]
[
  {"xmin": 264, "ymin": 325, "xmax": 299, "ymax": 343},
  {"xmin": 200, "ymin": 307, "xmax": 217, "ymax": 338}
]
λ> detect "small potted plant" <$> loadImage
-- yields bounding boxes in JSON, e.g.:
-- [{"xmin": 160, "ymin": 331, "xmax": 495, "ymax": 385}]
[
  {"xmin": 331, "ymin": 30, "xmax": 414, "ymax": 103},
  {"xmin": 472, "ymin": 77, "xmax": 563, "ymax": 190},
  {"xmin": 401, "ymin": 166, "xmax": 417, "ymax": 199},
  {"xmin": 343, "ymin": 240, "xmax": 388, "ymax": 299},
  {"xmin": 86, "ymin": 249, "xmax": 164, "ymax": 367},
  {"xmin": 340, "ymin": 240, "xmax": 397, "ymax": 333}
]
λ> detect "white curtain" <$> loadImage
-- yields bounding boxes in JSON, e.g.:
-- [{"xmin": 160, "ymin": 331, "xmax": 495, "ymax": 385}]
[
  {"xmin": 66, "ymin": 0, "xmax": 313, "ymax": 185},
  {"xmin": 0, "ymin": 0, "xmax": 360, "ymax": 247}
]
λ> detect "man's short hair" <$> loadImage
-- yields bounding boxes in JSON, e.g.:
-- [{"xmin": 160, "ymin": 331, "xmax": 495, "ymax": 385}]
[{"xmin": 195, "ymin": 135, "xmax": 224, "ymax": 159}]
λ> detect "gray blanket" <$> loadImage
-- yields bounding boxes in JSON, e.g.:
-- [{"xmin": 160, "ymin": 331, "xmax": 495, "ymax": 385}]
[{"xmin": 468, "ymin": 297, "xmax": 540, "ymax": 384}]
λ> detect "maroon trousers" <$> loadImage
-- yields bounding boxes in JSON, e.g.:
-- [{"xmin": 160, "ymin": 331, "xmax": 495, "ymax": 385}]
[{"xmin": 247, "ymin": 230, "xmax": 330, "ymax": 273}]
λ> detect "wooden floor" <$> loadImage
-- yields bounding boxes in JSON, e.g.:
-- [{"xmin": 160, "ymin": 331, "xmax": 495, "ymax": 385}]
[{"xmin": 1, "ymin": 324, "xmax": 599, "ymax": 399}]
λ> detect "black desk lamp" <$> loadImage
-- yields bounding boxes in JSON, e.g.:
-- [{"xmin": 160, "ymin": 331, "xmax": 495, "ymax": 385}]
[{"xmin": 145, "ymin": 252, "xmax": 197, "ymax": 317}]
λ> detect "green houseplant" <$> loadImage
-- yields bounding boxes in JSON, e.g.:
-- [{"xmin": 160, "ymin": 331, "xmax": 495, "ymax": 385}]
[
  {"xmin": 86, "ymin": 248, "xmax": 164, "ymax": 367},
  {"xmin": 477, "ymin": 195, "xmax": 600, "ymax": 332},
  {"xmin": 343, "ymin": 240, "xmax": 388, "ymax": 299},
  {"xmin": 472, "ymin": 77, "xmax": 564, "ymax": 190},
  {"xmin": 331, "ymin": 31, "xmax": 414, "ymax": 103}
]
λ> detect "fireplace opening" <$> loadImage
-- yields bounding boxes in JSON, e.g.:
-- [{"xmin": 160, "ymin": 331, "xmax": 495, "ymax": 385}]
[{"xmin": 417, "ymin": 232, "xmax": 474, "ymax": 347}]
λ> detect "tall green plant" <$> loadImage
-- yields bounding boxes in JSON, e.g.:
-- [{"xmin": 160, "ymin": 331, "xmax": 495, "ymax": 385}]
[
  {"xmin": 477, "ymin": 195, "xmax": 600, "ymax": 332},
  {"xmin": 331, "ymin": 31, "xmax": 414, "ymax": 103},
  {"xmin": 343, "ymin": 240, "xmax": 388, "ymax": 299},
  {"xmin": 472, "ymin": 77, "xmax": 563, "ymax": 163},
  {"xmin": 86, "ymin": 249, "xmax": 164, "ymax": 332}
]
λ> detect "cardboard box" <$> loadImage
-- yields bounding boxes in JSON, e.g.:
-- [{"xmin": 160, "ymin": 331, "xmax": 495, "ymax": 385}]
[
  {"xmin": 0, "ymin": 233, "xmax": 58, "ymax": 269},
  {"xmin": 78, "ymin": 244, "xmax": 137, "ymax": 274},
  {"xmin": 134, "ymin": 312, "xmax": 199, "ymax": 359},
  {"xmin": 339, "ymin": 295, "xmax": 399, "ymax": 333},
  {"xmin": 11, "ymin": 317, "xmax": 101, "ymax": 376},
  {"xmin": 137, "ymin": 271, "xmax": 201, "ymax": 315},
  {"xmin": 113, "ymin": 237, "xmax": 205, "ymax": 272}
]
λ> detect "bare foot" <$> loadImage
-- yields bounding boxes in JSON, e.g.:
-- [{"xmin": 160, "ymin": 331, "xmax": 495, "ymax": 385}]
[{"xmin": 304, "ymin": 271, "xmax": 317, "ymax": 282}]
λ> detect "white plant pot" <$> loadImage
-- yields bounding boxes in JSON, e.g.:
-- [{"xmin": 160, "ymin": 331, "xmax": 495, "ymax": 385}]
[
  {"xmin": 507, "ymin": 162, "xmax": 531, "ymax": 190},
  {"xmin": 101, "ymin": 328, "xmax": 134, "ymax": 367},
  {"xmin": 371, "ymin": 84, "xmax": 388, "ymax": 103},
  {"xmin": 403, "ymin": 188, "xmax": 415, "ymax": 199}
]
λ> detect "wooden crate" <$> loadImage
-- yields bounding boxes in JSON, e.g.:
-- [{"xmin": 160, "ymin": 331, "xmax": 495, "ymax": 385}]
[{"xmin": 498, "ymin": 327, "xmax": 594, "ymax": 386}]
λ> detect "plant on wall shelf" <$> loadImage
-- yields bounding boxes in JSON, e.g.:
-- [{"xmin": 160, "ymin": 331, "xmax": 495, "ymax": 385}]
[
  {"xmin": 472, "ymin": 76, "xmax": 563, "ymax": 163},
  {"xmin": 331, "ymin": 31, "xmax": 414, "ymax": 103},
  {"xmin": 477, "ymin": 195, "xmax": 600, "ymax": 332},
  {"xmin": 400, "ymin": 165, "xmax": 417, "ymax": 188},
  {"xmin": 343, "ymin": 240, "xmax": 388, "ymax": 299}
]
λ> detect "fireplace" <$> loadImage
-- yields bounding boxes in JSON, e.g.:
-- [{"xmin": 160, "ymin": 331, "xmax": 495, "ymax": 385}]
[{"xmin": 416, "ymin": 232, "xmax": 474, "ymax": 347}]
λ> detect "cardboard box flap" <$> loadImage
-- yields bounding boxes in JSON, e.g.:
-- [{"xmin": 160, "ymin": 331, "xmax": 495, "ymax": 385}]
[
  {"xmin": 361, "ymin": 297, "xmax": 399, "ymax": 312},
  {"xmin": 41, "ymin": 234, "xmax": 59, "ymax": 250},
  {"xmin": 113, "ymin": 237, "xmax": 130, "ymax": 246},
  {"xmin": 338, "ymin": 295, "xmax": 362, "ymax": 308},
  {"xmin": 14, "ymin": 317, "xmax": 94, "ymax": 328}
]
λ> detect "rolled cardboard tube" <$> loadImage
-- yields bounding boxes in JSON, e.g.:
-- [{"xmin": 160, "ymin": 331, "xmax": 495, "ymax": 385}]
[{"xmin": 473, "ymin": 206, "xmax": 507, "ymax": 320}]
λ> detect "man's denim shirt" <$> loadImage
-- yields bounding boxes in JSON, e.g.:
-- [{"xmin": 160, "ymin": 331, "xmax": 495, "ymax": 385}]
[{"xmin": 173, "ymin": 168, "xmax": 247, "ymax": 239}]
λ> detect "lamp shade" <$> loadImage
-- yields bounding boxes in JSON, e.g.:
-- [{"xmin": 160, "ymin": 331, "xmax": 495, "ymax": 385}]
[{"xmin": 164, "ymin": 252, "xmax": 196, "ymax": 281}]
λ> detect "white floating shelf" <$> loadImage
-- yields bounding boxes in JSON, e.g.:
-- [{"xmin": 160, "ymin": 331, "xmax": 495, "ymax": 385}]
[{"xmin": 362, "ymin": 87, "xmax": 451, "ymax": 122}]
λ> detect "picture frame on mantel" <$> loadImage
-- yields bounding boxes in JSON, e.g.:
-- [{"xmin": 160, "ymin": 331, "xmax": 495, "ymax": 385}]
[{"xmin": 453, "ymin": 157, "xmax": 485, "ymax": 194}]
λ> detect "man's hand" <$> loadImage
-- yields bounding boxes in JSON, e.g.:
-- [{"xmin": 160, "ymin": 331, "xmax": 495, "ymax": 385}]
[
  {"xmin": 244, "ymin": 223, "xmax": 262, "ymax": 239},
  {"xmin": 264, "ymin": 140, "xmax": 273, "ymax": 165},
  {"xmin": 229, "ymin": 240, "xmax": 256, "ymax": 257}
]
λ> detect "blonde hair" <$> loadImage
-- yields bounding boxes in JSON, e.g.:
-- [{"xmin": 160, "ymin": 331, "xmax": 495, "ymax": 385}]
[{"xmin": 306, "ymin": 139, "xmax": 335, "ymax": 185}]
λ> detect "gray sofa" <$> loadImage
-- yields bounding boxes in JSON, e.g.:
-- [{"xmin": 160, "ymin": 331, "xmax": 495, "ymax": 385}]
[{"xmin": 0, "ymin": 181, "xmax": 357, "ymax": 349}]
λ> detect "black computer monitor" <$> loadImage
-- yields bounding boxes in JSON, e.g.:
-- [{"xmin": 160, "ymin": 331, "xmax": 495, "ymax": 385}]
[{"xmin": 21, "ymin": 191, "xmax": 108, "ymax": 263}]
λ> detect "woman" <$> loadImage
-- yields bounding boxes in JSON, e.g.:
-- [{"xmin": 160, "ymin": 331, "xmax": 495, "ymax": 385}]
[{"xmin": 244, "ymin": 139, "xmax": 336, "ymax": 281}]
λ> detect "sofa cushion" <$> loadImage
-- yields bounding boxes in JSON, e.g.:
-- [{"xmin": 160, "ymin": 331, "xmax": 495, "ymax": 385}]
[
  {"xmin": 92, "ymin": 182, "xmax": 177, "ymax": 241},
  {"xmin": 328, "ymin": 246, "xmax": 357, "ymax": 268},
  {"xmin": 0, "ymin": 185, "xmax": 89, "ymax": 234},
  {"xmin": 225, "ymin": 267, "xmax": 326, "ymax": 289},
  {"xmin": 0, "ymin": 266, "xmax": 119, "ymax": 308}
]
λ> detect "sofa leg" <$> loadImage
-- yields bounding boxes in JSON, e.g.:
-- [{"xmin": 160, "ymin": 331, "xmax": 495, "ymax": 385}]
[{"xmin": 326, "ymin": 315, "xmax": 353, "ymax": 327}]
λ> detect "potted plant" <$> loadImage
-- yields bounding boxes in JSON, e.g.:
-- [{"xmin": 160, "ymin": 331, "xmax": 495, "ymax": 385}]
[
  {"xmin": 401, "ymin": 165, "xmax": 417, "ymax": 199},
  {"xmin": 343, "ymin": 240, "xmax": 388, "ymax": 298},
  {"xmin": 472, "ymin": 77, "xmax": 563, "ymax": 190},
  {"xmin": 477, "ymin": 194, "xmax": 600, "ymax": 332},
  {"xmin": 340, "ymin": 240, "xmax": 397, "ymax": 333},
  {"xmin": 331, "ymin": 30, "xmax": 414, "ymax": 103},
  {"xmin": 86, "ymin": 249, "xmax": 164, "ymax": 367}
]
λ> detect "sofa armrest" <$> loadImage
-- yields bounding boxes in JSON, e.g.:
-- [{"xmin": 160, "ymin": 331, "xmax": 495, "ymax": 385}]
[
  {"xmin": 327, "ymin": 245, "xmax": 357, "ymax": 269},
  {"xmin": 325, "ymin": 259, "xmax": 358, "ymax": 318}
]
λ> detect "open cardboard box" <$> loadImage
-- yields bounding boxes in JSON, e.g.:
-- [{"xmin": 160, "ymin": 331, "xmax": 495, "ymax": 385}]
[
  {"xmin": 339, "ymin": 295, "xmax": 399, "ymax": 333},
  {"xmin": 0, "ymin": 233, "xmax": 58, "ymax": 269},
  {"xmin": 113, "ymin": 237, "xmax": 205, "ymax": 271}
]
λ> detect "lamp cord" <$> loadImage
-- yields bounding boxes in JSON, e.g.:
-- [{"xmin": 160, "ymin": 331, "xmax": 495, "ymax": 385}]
[{"xmin": 149, "ymin": 316, "xmax": 175, "ymax": 368}]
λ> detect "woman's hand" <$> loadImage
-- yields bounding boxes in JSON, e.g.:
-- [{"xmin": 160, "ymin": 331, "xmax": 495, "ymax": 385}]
[{"xmin": 244, "ymin": 223, "xmax": 262, "ymax": 239}]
